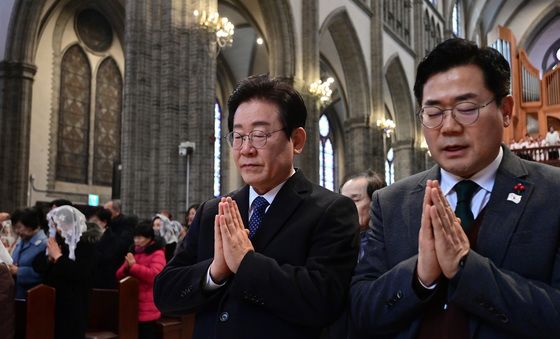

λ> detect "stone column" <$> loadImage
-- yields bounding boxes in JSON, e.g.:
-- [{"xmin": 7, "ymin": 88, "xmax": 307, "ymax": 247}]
[
  {"xmin": 369, "ymin": 1, "xmax": 385, "ymax": 175},
  {"xmin": 122, "ymin": 0, "xmax": 216, "ymax": 218},
  {"xmin": 296, "ymin": 0, "xmax": 319, "ymax": 183},
  {"xmin": 344, "ymin": 117, "xmax": 372, "ymax": 176},
  {"xmin": 0, "ymin": 61, "xmax": 37, "ymax": 211},
  {"xmin": 393, "ymin": 138, "xmax": 416, "ymax": 180}
]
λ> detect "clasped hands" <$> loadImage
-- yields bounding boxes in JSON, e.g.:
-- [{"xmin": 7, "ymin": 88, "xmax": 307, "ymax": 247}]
[
  {"xmin": 417, "ymin": 180, "xmax": 470, "ymax": 286},
  {"xmin": 209, "ymin": 197, "xmax": 254, "ymax": 283}
]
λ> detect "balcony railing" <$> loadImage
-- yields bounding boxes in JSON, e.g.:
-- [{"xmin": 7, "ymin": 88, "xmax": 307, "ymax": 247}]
[{"xmin": 511, "ymin": 145, "xmax": 560, "ymax": 167}]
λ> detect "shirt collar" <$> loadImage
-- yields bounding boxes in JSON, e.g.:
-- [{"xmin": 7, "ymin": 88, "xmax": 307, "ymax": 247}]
[
  {"xmin": 249, "ymin": 168, "xmax": 295, "ymax": 207},
  {"xmin": 440, "ymin": 146, "xmax": 503, "ymax": 196}
]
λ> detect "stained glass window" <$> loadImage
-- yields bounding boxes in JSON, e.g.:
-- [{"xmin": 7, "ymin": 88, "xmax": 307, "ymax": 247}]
[
  {"xmin": 94, "ymin": 58, "xmax": 122, "ymax": 186},
  {"xmin": 385, "ymin": 147, "xmax": 395, "ymax": 185},
  {"xmin": 452, "ymin": 0, "xmax": 462, "ymax": 37},
  {"xmin": 319, "ymin": 115, "xmax": 335, "ymax": 191},
  {"xmin": 57, "ymin": 45, "xmax": 91, "ymax": 183}
]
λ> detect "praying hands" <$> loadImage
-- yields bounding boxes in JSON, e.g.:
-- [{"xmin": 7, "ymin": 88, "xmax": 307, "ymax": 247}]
[
  {"xmin": 417, "ymin": 179, "xmax": 471, "ymax": 286},
  {"xmin": 209, "ymin": 197, "xmax": 254, "ymax": 283}
]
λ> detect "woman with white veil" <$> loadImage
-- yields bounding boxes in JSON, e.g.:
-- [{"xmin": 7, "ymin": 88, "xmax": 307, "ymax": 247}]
[{"xmin": 33, "ymin": 205, "xmax": 96, "ymax": 339}]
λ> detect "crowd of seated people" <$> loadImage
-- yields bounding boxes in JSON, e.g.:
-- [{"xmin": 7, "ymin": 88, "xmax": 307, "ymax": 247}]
[{"xmin": 0, "ymin": 199, "xmax": 198, "ymax": 339}]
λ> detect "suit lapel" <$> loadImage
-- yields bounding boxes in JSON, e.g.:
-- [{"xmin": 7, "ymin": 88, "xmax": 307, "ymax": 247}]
[
  {"xmin": 231, "ymin": 186, "xmax": 250, "ymax": 229},
  {"xmin": 251, "ymin": 170, "xmax": 308, "ymax": 251},
  {"xmin": 407, "ymin": 166, "xmax": 440, "ymax": 247},
  {"xmin": 475, "ymin": 148, "xmax": 531, "ymax": 265}
]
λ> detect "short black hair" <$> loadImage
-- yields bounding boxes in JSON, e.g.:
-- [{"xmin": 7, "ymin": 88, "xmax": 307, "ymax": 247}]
[
  {"xmin": 187, "ymin": 203, "xmax": 200, "ymax": 214},
  {"xmin": 91, "ymin": 207, "xmax": 112, "ymax": 224},
  {"xmin": 134, "ymin": 220, "xmax": 155, "ymax": 239},
  {"xmin": 11, "ymin": 207, "xmax": 42, "ymax": 230},
  {"xmin": 227, "ymin": 74, "xmax": 307, "ymax": 137},
  {"xmin": 414, "ymin": 38, "xmax": 511, "ymax": 105},
  {"xmin": 49, "ymin": 199, "xmax": 73, "ymax": 208},
  {"xmin": 341, "ymin": 170, "xmax": 387, "ymax": 199}
]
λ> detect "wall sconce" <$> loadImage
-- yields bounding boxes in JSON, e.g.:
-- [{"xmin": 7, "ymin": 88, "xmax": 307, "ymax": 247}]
[
  {"xmin": 308, "ymin": 77, "xmax": 335, "ymax": 104},
  {"xmin": 193, "ymin": 10, "xmax": 235, "ymax": 48},
  {"xmin": 376, "ymin": 118, "xmax": 396, "ymax": 138}
]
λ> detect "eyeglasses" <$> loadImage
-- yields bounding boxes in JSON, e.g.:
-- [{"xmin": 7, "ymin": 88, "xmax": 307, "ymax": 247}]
[
  {"xmin": 226, "ymin": 128, "xmax": 285, "ymax": 150},
  {"xmin": 418, "ymin": 98, "xmax": 496, "ymax": 129}
]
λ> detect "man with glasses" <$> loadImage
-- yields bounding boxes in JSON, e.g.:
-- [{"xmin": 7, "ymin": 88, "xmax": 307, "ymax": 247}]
[
  {"xmin": 155, "ymin": 74, "xmax": 359, "ymax": 339},
  {"xmin": 351, "ymin": 38, "xmax": 560, "ymax": 338}
]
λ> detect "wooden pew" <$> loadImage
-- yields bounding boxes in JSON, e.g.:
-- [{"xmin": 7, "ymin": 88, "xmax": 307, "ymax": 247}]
[
  {"xmin": 86, "ymin": 276, "xmax": 139, "ymax": 339},
  {"xmin": 14, "ymin": 284, "xmax": 56, "ymax": 339},
  {"xmin": 156, "ymin": 314, "xmax": 195, "ymax": 339}
]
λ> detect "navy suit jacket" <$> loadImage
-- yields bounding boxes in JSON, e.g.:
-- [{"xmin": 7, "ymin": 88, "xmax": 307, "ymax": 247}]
[
  {"xmin": 154, "ymin": 170, "xmax": 359, "ymax": 339},
  {"xmin": 351, "ymin": 146, "xmax": 560, "ymax": 338}
]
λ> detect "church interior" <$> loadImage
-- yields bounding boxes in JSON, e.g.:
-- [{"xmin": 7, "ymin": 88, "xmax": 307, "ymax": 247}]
[{"xmin": 0, "ymin": 0, "xmax": 559, "ymax": 219}]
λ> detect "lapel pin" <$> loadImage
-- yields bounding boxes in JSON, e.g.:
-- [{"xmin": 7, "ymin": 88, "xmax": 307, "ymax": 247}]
[{"xmin": 507, "ymin": 183, "xmax": 525, "ymax": 204}]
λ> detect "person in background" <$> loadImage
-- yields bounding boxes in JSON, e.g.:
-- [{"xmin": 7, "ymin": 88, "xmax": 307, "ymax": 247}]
[
  {"xmin": 9, "ymin": 207, "xmax": 47, "ymax": 299},
  {"xmin": 104, "ymin": 199, "xmax": 137, "ymax": 239},
  {"xmin": 33, "ymin": 205, "xmax": 96, "ymax": 339},
  {"xmin": 152, "ymin": 213, "xmax": 180, "ymax": 262},
  {"xmin": 174, "ymin": 203, "xmax": 200, "ymax": 255},
  {"xmin": 90, "ymin": 207, "xmax": 122, "ymax": 289},
  {"xmin": 351, "ymin": 38, "xmax": 560, "ymax": 338},
  {"xmin": 340, "ymin": 170, "xmax": 386, "ymax": 261},
  {"xmin": 116, "ymin": 220, "xmax": 166, "ymax": 339},
  {"xmin": 0, "ymin": 250, "xmax": 15, "ymax": 339},
  {"xmin": 1, "ymin": 213, "xmax": 17, "ymax": 254}
]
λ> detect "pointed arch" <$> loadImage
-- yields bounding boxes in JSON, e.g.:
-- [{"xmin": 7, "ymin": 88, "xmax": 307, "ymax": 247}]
[
  {"xmin": 320, "ymin": 8, "xmax": 370, "ymax": 119},
  {"xmin": 258, "ymin": 0, "xmax": 295, "ymax": 79},
  {"xmin": 94, "ymin": 57, "xmax": 122, "ymax": 186},
  {"xmin": 384, "ymin": 54, "xmax": 416, "ymax": 179},
  {"xmin": 384, "ymin": 55, "xmax": 414, "ymax": 141}
]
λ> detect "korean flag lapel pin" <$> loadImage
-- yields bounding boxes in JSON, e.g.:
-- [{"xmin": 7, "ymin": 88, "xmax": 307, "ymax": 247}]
[{"xmin": 507, "ymin": 183, "xmax": 525, "ymax": 204}]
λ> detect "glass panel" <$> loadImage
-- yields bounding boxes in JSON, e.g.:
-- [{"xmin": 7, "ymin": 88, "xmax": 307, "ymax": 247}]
[
  {"xmin": 324, "ymin": 139, "xmax": 335, "ymax": 191},
  {"xmin": 57, "ymin": 45, "xmax": 91, "ymax": 183},
  {"xmin": 94, "ymin": 58, "xmax": 122, "ymax": 186},
  {"xmin": 319, "ymin": 115, "xmax": 330, "ymax": 137}
]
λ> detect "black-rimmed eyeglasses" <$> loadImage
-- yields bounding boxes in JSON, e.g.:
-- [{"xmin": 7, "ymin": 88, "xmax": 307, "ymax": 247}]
[
  {"xmin": 418, "ymin": 98, "xmax": 496, "ymax": 129},
  {"xmin": 226, "ymin": 128, "xmax": 286, "ymax": 149}
]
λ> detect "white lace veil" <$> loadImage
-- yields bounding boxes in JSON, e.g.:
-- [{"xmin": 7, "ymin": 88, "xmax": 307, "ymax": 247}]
[
  {"xmin": 47, "ymin": 206, "xmax": 87, "ymax": 261},
  {"xmin": 153, "ymin": 214, "xmax": 180, "ymax": 244}
]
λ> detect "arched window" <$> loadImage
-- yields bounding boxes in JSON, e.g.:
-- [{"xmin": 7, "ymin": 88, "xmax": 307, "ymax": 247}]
[
  {"xmin": 214, "ymin": 101, "xmax": 222, "ymax": 197},
  {"xmin": 94, "ymin": 58, "xmax": 122, "ymax": 186},
  {"xmin": 385, "ymin": 147, "xmax": 395, "ymax": 185},
  {"xmin": 57, "ymin": 45, "xmax": 91, "ymax": 183},
  {"xmin": 56, "ymin": 9, "xmax": 122, "ymax": 187},
  {"xmin": 452, "ymin": 0, "xmax": 462, "ymax": 37},
  {"xmin": 319, "ymin": 114, "xmax": 335, "ymax": 191}
]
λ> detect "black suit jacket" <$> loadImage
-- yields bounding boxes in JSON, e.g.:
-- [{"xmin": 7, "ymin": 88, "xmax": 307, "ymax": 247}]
[
  {"xmin": 154, "ymin": 170, "xmax": 359, "ymax": 339},
  {"xmin": 350, "ymin": 146, "xmax": 560, "ymax": 339}
]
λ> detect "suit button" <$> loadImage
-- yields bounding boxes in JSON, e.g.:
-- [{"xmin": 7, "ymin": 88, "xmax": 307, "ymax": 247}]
[
  {"xmin": 219, "ymin": 312, "xmax": 229, "ymax": 322},
  {"xmin": 396, "ymin": 290, "xmax": 403, "ymax": 299}
]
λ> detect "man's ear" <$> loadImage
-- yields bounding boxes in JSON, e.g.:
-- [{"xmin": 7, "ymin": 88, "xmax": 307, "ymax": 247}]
[
  {"xmin": 500, "ymin": 95, "xmax": 514, "ymax": 127},
  {"xmin": 291, "ymin": 127, "xmax": 306, "ymax": 154}
]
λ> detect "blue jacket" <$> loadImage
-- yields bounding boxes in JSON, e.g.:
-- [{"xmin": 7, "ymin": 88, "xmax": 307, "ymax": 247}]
[{"xmin": 11, "ymin": 230, "xmax": 47, "ymax": 299}]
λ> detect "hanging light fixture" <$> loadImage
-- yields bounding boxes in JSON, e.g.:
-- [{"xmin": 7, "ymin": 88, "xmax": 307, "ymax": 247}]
[
  {"xmin": 308, "ymin": 77, "xmax": 335, "ymax": 104},
  {"xmin": 193, "ymin": 10, "xmax": 235, "ymax": 48}
]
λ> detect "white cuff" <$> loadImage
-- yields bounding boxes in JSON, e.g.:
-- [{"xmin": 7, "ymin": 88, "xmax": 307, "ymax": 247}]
[
  {"xmin": 204, "ymin": 266, "xmax": 227, "ymax": 291},
  {"xmin": 418, "ymin": 277, "xmax": 438, "ymax": 290}
]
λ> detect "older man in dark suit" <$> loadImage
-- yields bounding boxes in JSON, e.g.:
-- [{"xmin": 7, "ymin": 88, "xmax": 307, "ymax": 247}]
[
  {"xmin": 154, "ymin": 74, "xmax": 359, "ymax": 339},
  {"xmin": 351, "ymin": 38, "xmax": 560, "ymax": 339}
]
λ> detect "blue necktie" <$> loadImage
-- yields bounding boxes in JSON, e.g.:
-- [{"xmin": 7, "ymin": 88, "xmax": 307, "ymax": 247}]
[
  {"xmin": 454, "ymin": 180, "xmax": 479, "ymax": 233},
  {"xmin": 248, "ymin": 196, "xmax": 269, "ymax": 238}
]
